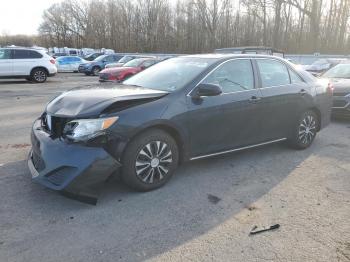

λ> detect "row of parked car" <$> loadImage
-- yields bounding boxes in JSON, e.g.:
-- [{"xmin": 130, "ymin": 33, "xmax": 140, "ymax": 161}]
[
  {"xmin": 0, "ymin": 46, "xmax": 349, "ymax": 118},
  {"xmin": 54, "ymin": 52, "xmax": 172, "ymax": 82}
]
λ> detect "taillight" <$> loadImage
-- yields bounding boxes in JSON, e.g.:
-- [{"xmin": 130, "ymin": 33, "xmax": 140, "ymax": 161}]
[
  {"xmin": 327, "ymin": 82, "xmax": 334, "ymax": 95},
  {"xmin": 50, "ymin": 59, "xmax": 56, "ymax": 64}
]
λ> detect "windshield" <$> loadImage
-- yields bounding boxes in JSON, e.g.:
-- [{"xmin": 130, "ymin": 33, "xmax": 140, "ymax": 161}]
[
  {"xmin": 118, "ymin": 56, "xmax": 134, "ymax": 63},
  {"xmin": 123, "ymin": 58, "xmax": 145, "ymax": 67},
  {"xmin": 94, "ymin": 55, "xmax": 107, "ymax": 61},
  {"xmin": 323, "ymin": 64, "xmax": 350, "ymax": 78},
  {"xmin": 123, "ymin": 57, "xmax": 216, "ymax": 91}
]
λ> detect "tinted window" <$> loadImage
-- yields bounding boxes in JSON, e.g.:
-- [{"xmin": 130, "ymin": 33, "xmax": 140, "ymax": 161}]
[
  {"xmin": 0, "ymin": 49, "xmax": 11, "ymax": 59},
  {"xmin": 257, "ymin": 59, "xmax": 290, "ymax": 87},
  {"xmin": 289, "ymin": 69, "xmax": 304, "ymax": 84},
  {"xmin": 14, "ymin": 50, "xmax": 42, "ymax": 59},
  {"xmin": 202, "ymin": 59, "xmax": 254, "ymax": 93}
]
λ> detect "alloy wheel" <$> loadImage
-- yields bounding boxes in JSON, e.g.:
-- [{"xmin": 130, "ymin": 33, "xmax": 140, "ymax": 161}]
[
  {"xmin": 298, "ymin": 114, "xmax": 317, "ymax": 145},
  {"xmin": 135, "ymin": 141, "xmax": 173, "ymax": 184},
  {"xmin": 33, "ymin": 71, "xmax": 46, "ymax": 82}
]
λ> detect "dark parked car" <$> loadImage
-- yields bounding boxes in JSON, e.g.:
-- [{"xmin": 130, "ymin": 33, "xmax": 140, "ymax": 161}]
[
  {"xmin": 83, "ymin": 52, "xmax": 103, "ymax": 61},
  {"xmin": 321, "ymin": 63, "xmax": 350, "ymax": 117},
  {"xmin": 78, "ymin": 54, "xmax": 125, "ymax": 75},
  {"xmin": 28, "ymin": 54, "xmax": 332, "ymax": 203}
]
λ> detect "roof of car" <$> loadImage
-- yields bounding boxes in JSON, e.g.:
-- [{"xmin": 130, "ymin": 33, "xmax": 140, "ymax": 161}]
[{"xmin": 182, "ymin": 53, "xmax": 285, "ymax": 60}]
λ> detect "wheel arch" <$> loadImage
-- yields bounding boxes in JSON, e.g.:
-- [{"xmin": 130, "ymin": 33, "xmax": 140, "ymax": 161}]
[
  {"xmin": 30, "ymin": 66, "xmax": 49, "ymax": 76},
  {"xmin": 126, "ymin": 123, "xmax": 189, "ymax": 163}
]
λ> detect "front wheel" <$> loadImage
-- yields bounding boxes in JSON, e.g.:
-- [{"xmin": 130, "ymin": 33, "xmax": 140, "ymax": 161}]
[
  {"xmin": 288, "ymin": 110, "xmax": 318, "ymax": 149},
  {"xmin": 121, "ymin": 129, "xmax": 179, "ymax": 191}
]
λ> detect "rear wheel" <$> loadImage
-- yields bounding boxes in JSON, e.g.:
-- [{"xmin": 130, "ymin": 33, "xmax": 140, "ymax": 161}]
[
  {"xmin": 288, "ymin": 110, "xmax": 318, "ymax": 149},
  {"xmin": 31, "ymin": 68, "xmax": 47, "ymax": 83},
  {"xmin": 121, "ymin": 129, "xmax": 179, "ymax": 191}
]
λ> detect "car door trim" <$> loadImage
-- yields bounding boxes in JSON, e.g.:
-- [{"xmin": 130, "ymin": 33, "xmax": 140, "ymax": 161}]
[{"xmin": 190, "ymin": 138, "xmax": 287, "ymax": 160}]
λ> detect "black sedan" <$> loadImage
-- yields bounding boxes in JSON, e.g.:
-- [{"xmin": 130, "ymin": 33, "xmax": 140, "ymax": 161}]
[
  {"xmin": 321, "ymin": 63, "xmax": 350, "ymax": 118},
  {"xmin": 28, "ymin": 54, "xmax": 332, "ymax": 202}
]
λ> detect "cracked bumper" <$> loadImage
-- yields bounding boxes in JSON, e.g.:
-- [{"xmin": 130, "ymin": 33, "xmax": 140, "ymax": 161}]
[{"xmin": 28, "ymin": 119, "xmax": 121, "ymax": 198}]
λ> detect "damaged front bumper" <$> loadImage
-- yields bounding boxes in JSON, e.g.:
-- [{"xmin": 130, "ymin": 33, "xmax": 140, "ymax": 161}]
[{"xmin": 28, "ymin": 119, "xmax": 121, "ymax": 204}]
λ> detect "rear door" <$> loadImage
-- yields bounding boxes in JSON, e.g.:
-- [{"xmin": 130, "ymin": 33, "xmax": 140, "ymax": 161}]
[
  {"xmin": 255, "ymin": 58, "xmax": 311, "ymax": 140},
  {"xmin": 0, "ymin": 49, "xmax": 13, "ymax": 76},
  {"xmin": 13, "ymin": 49, "xmax": 43, "ymax": 75},
  {"xmin": 187, "ymin": 59, "xmax": 264, "ymax": 157}
]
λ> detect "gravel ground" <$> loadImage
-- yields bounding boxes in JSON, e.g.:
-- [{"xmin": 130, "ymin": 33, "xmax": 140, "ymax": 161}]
[{"xmin": 0, "ymin": 73, "xmax": 349, "ymax": 262}]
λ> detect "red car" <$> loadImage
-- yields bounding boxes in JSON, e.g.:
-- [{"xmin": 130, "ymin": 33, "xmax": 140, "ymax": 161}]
[{"xmin": 99, "ymin": 58, "xmax": 159, "ymax": 82}]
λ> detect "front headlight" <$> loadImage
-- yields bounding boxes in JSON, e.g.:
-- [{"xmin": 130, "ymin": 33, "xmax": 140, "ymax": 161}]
[{"xmin": 63, "ymin": 116, "xmax": 118, "ymax": 141}]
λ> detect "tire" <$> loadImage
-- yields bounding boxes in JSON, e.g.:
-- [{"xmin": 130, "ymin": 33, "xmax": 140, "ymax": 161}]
[
  {"xmin": 121, "ymin": 129, "xmax": 179, "ymax": 191},
  {"xmin": 288, "ymin": 110, "xmax": 318, "ymax": 149},
  {"xmin": 85, "ymin": 72, "xmax": 91, "ymax": 76},
  {"xmin": 31, "ymin": 68, "xmax": 48, "ymax": 83},
  {"xmin": 92, "ymin": 66, "xmax": 101, "ymax": 76}
]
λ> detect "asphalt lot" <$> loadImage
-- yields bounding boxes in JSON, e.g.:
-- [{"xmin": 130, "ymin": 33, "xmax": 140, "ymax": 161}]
[{"xmin": 0, "ymin": 73, "xmax": 349, "ymax": 262}]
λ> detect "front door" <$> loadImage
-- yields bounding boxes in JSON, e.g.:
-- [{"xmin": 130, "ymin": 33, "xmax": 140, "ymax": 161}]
[
  {"xmin": 0, "ymin": 49, "xmax": 13, "ymax": 76},
  {"xmin": 187, "ymin": 59, "xmax": 264, "ymax": 157}
]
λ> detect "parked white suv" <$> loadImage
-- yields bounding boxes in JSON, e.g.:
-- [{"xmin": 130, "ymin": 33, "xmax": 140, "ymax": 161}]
[{"xmin": 0, "ymin": 47, "xmax": 57, "ymax": 83}]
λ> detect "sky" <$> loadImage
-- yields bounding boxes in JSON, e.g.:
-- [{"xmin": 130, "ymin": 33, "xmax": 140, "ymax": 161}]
[{"xmin": 0, "ymin": 0, "xmax": 63, "ymax": 35}]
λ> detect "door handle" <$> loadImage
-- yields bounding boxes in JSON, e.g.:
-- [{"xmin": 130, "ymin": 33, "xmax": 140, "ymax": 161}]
[
  {"xmin": 249, "ymin": 96, "xmax": 261, "ymax": 103},
  {"xmin": 299, "ymin": 89, "xmax": 307, "ymax": 95}
]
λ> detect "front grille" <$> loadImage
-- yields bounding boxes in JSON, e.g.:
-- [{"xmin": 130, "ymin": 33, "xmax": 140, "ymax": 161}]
[
  {"xmin": 99, "ymin": 73, "xmax": 109, "ymax": 80},
  {"xmin": 41, "ymin": 113, "xmax": 71, "ymax": 137}
]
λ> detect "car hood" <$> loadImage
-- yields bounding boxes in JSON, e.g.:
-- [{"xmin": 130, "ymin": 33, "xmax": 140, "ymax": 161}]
[
  {"xmin": 101, "ymin": 67, "xmax": 134, "ymax": 74},
  {"xmin": 46, "ymin": 85, "xmax": 169, "ymax": 118}
]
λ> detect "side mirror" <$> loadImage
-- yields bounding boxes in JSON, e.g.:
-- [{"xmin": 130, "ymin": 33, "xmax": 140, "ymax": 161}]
[
  {"xmin": 193, "ymin": 83, "xmax": 222, "ymax": 98},
  {"xmin": 140, "ymin": 65, "xmax": 146, "ymax": 70}
]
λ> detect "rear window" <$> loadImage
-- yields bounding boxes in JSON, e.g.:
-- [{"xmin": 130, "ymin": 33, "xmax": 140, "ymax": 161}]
[
  {"xmin": 257, "ymin": 59, "xmax": 290, "ymax": 87},
  {"xmin": 13, "ymin": 50, "xmax": 43, "ymax": 59}
]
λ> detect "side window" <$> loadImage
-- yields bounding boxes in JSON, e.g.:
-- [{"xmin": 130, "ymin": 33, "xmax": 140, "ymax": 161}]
[
  {"xmin": 28, "ymin": 51, "xmax": 43, "ymax": 58},
  {"xmin": 202, "ymin": 59, "xmax": 254, "ymax": 93},
  {"xmin": 257, "ymin": 59, "xmax": 290, "ymax": 88},
  {"xmin": 0, "ymin": 49, "xmax": 11, "ymax": 59},
  {"xmin": 289, "ymin": 69, "xmax": 304, "ymax": 84},
  {"xmin": 13, "ymin": 50, "xmax": 42, "ymax": 59}
]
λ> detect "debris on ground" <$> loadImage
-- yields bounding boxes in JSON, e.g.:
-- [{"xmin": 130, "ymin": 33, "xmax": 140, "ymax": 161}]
[
  {"xmin": 249, "ymin": 224, "xmax": 280, "ymax": 235},
  {"xmin": 207, "ymin": 194, "xmax": 221, "ymax": 204}
]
